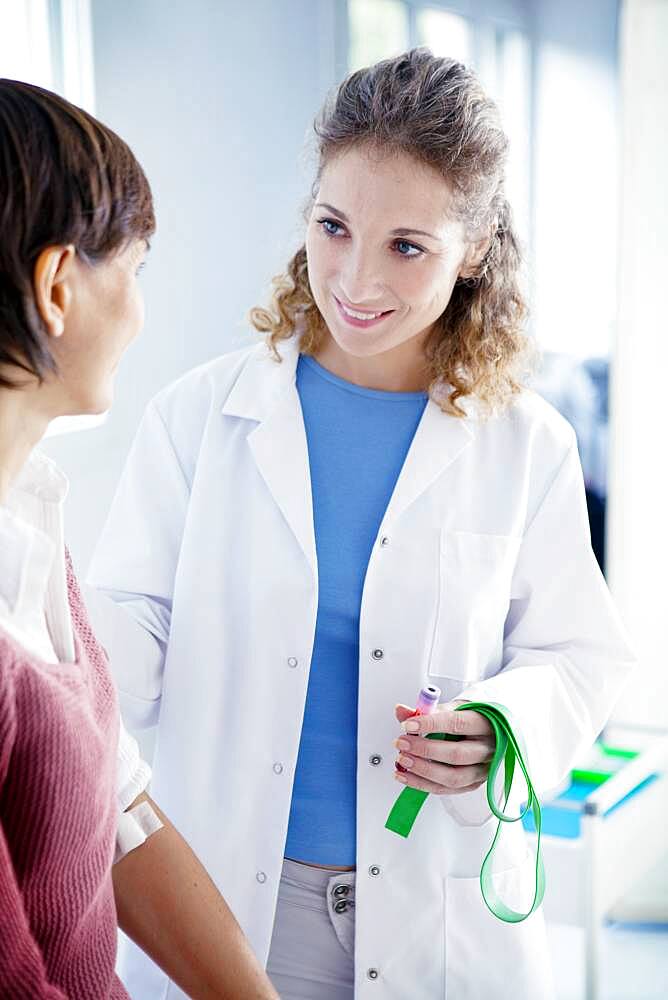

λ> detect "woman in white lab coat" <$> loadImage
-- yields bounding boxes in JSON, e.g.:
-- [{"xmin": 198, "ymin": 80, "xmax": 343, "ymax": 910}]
[{"xmin": 87, "ymin": 50, "xmax": 635, "ymax": 999}]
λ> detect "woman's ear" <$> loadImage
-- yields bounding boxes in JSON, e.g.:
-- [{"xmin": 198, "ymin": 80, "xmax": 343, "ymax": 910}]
[
  {"xmin": 33, "ymin": 245, "xmax": 76, "ymax": 338},
  {"xmin": 458, "ymin": 233, "xmax": 492, "ymax": 280}
]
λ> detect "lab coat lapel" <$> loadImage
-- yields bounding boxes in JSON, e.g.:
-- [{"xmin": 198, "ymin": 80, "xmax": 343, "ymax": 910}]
[
  {"xmin": 383, "ymin": 396, "xmax": 475, "ymax": 525},
  {"xmin": 221, "ymin": 339, "xmax": 317, "ymax": 576},
  {"xmin": 248, "ymin": 390, "xmax": 317, "ymax": 576},
  {"xmin": 221, "ymin": 340, "xmax": 474, "ymax": 569}
]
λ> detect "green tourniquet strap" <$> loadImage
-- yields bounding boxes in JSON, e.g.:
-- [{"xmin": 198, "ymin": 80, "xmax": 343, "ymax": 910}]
[{"xmin": 384, "ymin": 701, "xmax": 545, "ymax": 924}]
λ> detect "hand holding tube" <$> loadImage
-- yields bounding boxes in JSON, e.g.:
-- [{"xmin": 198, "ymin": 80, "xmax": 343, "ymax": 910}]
[
  {"xmin": 387, "ymin": 697, "xmax": 546, "ymax": 923},
  {"xmin": 393, "ymin": 695, "xmax": 496, "ymax": 795}
]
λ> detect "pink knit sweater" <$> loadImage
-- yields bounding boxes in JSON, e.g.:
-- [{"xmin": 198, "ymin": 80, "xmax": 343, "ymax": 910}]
[{"xmin": 0, "ymin": 550, "xmax": 129, "ymax": 999}]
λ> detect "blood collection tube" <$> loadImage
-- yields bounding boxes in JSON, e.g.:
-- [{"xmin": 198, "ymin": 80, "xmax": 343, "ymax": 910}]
[{"xmin": 396, "ymin": 683, "xmax": 441, "ymax": 772}]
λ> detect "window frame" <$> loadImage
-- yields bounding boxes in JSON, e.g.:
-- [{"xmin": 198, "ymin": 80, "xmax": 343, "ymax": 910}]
[{"xmin": 48, "ymin": 0, "xmax": 96, "ymax": 112}]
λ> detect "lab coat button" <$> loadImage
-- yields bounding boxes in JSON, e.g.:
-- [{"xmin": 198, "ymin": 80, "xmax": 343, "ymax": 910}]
[
  {"xmin": 367, "ymin": 968, "xmax": 379, "ymax": 980},
  {"xmin": 334, "ymin": 899, "xmax": 348, "ymax": 914},
  {"xmin": 371, "ymin": 648, "xmax": 384, "ymax": 660},
  {"xmin": 368, "ymin": 865, "xmax": 381, "ymax": 877},
  {"xmin": 273, "ymin": 762, "xmax": 283, "ymax": 774},
  {"xmin": 332, "ymin": 884, "xmax": 350, "ymax": 897},
  {"xmin": 369, "ymin": 754, "xmax": 382, "ymax": 766},
  {"xmin": 256, "ymin": 871, "xmax": 267, "ymax": 884},
  {"xmin": 287, "ymin": 657, "xmax": 298, "ymax": 668}
]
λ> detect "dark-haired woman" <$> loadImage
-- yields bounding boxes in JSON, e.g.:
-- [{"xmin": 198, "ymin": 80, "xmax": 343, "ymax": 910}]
[
  {"xmin": 0, "ymin": 79, "xmax": 278, "ymax": 999},
  {"xmin": 89, "ymin": 51, "xmax": 635, "ymax": 999}
]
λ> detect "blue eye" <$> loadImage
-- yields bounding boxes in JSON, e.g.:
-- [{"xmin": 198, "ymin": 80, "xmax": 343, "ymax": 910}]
[
  {"xmin": 319, "ymin": 218, "xmax": 344, "ymax": 237},
  {"xmin": 395, "ymin": 239, "xmax": 423, "ymax": 258}
]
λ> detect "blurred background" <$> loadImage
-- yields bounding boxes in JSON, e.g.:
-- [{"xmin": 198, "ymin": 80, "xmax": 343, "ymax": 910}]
[{"xmin": 1, "ymin": 1, "xmax": 666, "ymax": 997}]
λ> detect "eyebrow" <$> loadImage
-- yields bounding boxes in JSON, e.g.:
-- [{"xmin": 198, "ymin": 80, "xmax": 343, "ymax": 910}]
[{"xmin": 315, "ymin": 202, "xmax": 441, "ymax": 242}]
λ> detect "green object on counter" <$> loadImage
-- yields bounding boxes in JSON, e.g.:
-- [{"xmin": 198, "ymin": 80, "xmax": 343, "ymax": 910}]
[{"xmin": 570, "ymin": 741, "xmax": 640, "ymax": 786}]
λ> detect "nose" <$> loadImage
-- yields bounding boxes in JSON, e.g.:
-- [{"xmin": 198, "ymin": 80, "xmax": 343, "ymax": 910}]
[{"xmin": 338, "ymin": 245, "xmax": 384, "ymax": 308}]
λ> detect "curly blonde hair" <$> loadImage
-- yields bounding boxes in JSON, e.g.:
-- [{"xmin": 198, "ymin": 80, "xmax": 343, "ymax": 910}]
[{"xmin": 250, "ymin": 48, "xmax": 534, "ymax": 416}]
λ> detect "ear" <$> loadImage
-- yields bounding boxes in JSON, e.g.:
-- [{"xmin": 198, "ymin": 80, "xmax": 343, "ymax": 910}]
[
  {"xmin": 33, "ymin": 245, "xmax": 76, "ymax": 338},
  {"xmin": 458, "ymin": 233, "xmax": 492, "ymax": 280}
]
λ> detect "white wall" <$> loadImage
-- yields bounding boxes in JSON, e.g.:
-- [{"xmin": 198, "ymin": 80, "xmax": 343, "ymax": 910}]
[{"xmin": 41, "ymin": 0, "xmax": 343, "ymax": 571}]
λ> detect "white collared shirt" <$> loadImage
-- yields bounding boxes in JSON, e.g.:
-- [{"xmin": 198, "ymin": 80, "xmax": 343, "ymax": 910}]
[{"xmin": 0, "ymin": 448, "xmax": 161, "ymax": 861}]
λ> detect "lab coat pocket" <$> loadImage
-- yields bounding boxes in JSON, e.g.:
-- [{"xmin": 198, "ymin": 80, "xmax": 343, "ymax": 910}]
[
  {"xmin": 444, "ymin": 853, "xmax": 554, "ymax": 1000},
  {"xmin": 428, "ymin": 530, "xmax": 521, "ymax": 686}
]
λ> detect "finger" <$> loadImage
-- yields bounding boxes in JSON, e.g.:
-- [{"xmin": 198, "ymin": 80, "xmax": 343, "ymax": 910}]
[
  {"xmin": 401, "ymin": 704, "xmax": 494, "ymax": 739},
  {"xmin": 397, "ymin": 754, "xmax": 490, "ymax": 790},
  {"xmin": 394, "ymin": 768, "xmax": 488, "ymax": 797},
  {"xmin": 394, "ymin": 736, "xmax": 496, "ymax": 766},
  {"xmin": 395, "ymin": 704, "xmax": 416, "ymax": 723}
]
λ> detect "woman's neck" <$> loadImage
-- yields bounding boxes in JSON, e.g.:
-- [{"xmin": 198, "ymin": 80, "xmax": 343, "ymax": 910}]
[
  {"xmin": 0, "ymin": 387, "xmax": 51, "ymax": 506},
  {"xmin": 313, "ymin": 331, "xmax": 430, "ymax": 394}
]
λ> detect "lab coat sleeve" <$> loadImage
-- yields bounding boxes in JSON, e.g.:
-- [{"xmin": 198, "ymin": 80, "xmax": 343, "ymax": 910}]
[
  {"xmin": 443, "ymin": 439, "xmax": 636, "ymax": 825},
  {"xmin": 85, "ymin": 399, "xmax": 190, "ymax": 730}
]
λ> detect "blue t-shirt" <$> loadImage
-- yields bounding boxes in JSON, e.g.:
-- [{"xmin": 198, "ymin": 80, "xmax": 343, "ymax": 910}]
[{"xmin": 285, "ymin": 354, "xmax": 428, "ymax": 866}]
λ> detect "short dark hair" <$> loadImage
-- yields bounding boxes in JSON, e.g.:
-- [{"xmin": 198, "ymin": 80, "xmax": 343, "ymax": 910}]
[{"xmin": 0, "ymin": 79, "xmax": 156, "ymax": 389}]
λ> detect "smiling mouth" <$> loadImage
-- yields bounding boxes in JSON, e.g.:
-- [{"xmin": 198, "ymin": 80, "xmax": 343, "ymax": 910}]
[{"xmin": 334, "ymin": 295, "xmax": 394, "ymax": 328}]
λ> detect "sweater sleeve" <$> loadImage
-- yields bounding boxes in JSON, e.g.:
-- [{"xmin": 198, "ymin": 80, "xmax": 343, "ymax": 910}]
[{"xmin": 0, "ymin": 658, "xmax": 67, "ymax": 999}]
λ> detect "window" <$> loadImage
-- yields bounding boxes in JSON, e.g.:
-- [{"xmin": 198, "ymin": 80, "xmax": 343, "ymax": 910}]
[
  {"xmin": 0, "ymin": 0, "xmax": 95, "ymax": 111},
  {"xmin": 0, "ymin": 0, "xmax": 53, "ymax": 89},
  {"xmin": 348, "ymin": 0, "xmax": 410, "ymax": 71},
  {"xmin": 415, "ymin": 7, "xmax": 472, "ymax": 64}
]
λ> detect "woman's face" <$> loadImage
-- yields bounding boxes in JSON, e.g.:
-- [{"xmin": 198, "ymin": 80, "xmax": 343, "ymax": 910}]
[
  {"xmin": 305, "ymin": 145, "xmax": 472, "ymax": 363},
  {"xmin": 45, "ymin": 238, "xmax": 148, "ymax": 416}
]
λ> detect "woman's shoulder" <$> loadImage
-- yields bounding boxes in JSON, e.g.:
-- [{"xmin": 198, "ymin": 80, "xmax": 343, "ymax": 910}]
[
  {"xmin": 462, "ymin": 388, "xmax": 580, "ymax": 507},
  {"xmin": 479, "ymin": 386, "xmax": 577, "ymax": 460},
  {"xmin": 511, "ymin": 386, "xmax": 575, "ymax": 435},
  {"xmin": 122, "ymin": 340, "xmax": 283, "ymax": 481},
  {"xmin": 145, "ymin": 340, "xmax": 263, "ymax": 427},
  {"xmin": 146, "ymin": 337, "xmax": 298, "ymax": 442},
  {"xmin": 153, "ymin": 339, "xmax": 274, "ymax": 408}
]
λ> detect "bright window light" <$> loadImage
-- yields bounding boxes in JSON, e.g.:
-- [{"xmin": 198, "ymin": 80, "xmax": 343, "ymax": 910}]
[
  {"xmin": 496, "ymin": 28, "xmax": 531, "ymax": 247},
  {"xmin": 415, "ymin": 8, "xmax": 472, "ymax": 65},
  {"xmin": 60, "ymin": 0, "xmax": 95, "ymax": 112},
  {"xmin": 348, "ymin": 0, "xmax": 410, "ymax": 72},
  {"xmin": 0, "ymin": 0, "xmax": 53, "ymax": 87},
  {"xmin": 0, "ymin": 0, "xmax": 94, "ymax": 111}
]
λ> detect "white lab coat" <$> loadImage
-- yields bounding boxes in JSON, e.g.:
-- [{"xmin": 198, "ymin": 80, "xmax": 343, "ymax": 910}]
[{"xmin": 87, "ymin": 337, "xmax": 635, "ymax": 1000}]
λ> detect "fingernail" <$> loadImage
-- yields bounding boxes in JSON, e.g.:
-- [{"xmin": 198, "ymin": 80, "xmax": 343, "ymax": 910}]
[
  {"xmin": 395, "ymin": 738, "xmax": 411, "ymax": 751},
  {"xmin": 394, "ymin": 772, "xmax": 408, "ymax": 783},
  {"xmin": 398, "ymin": 754, "xmax": 414, "ymax": 769},
  {"xmin": 403, "ymin": 720, "xmax": 420, "ymax": 733}
]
